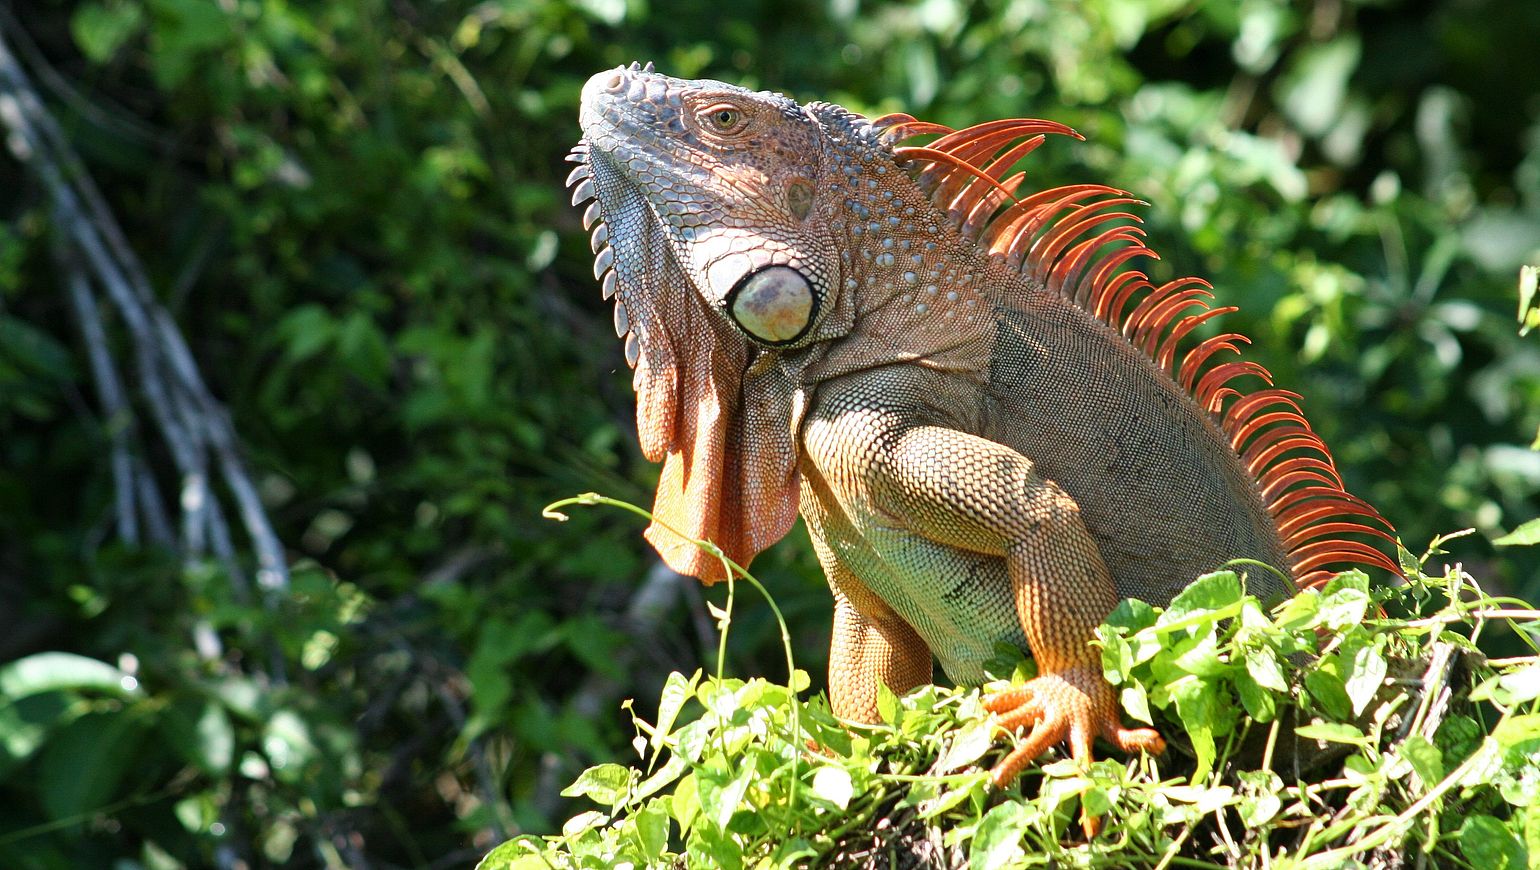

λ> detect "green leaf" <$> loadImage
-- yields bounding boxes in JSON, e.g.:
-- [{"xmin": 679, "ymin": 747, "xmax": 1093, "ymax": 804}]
[
  {"xmin": 1279, "ymin": 35, "xmax": 1361, "ymax": 136},
  {"xmin": 1237, "ymin": 770, "xmax": 1283, "ymax": 827},
  {"xmin": 0, "ymin": 315, "xmax": 77, "ymax": 382},
  {"xmin": 1519, "ymin": 265, "xmax": 1539, "ymax": 337},
  {"xmin": 1246, "ymin": 647, "xmax": 1289, "ymax": 693},
  {"xmin": 560, "ymin": 809, "xmax": 607, "ymax": 838},
  {"xmin": 1170, "ymin": 676, "xmax": 1218, "ymax": 781},
  {"xmin": 1304, "ymin": 667, "xmax": 1353, "ymax": 720},
  {"xmin": 1160, "ymin": 784, "xmax": 1235, "ymax": 812},
  {"xmin": 1495, "ymin": 518, "xmax": 1540, "ymax": 547},
  {"xmin": 1473, "ymin": 663, "xmax": 1540, "ymax": 705},
  {"xmin": 634, "ymin": 750, "xmax": 689, "ymax": 803},
  {"xmin": 969, "ymin": 801, "xmax": 1031, "ymax": 870},
  {"xmin": 562, "ymin": 763, "xmax": 633, "ymax": 807},
  {"xmin": 1082, "ymin": 784, "xmax": 1113, "ymax": 816},
  {"xmin": 1273, "ymin": 590, "xmax": 1321, "ymax": 630},
  {"xmin": 935, "ymin": 720, "xmax": 994, "ymax": 773},
  {"xmin": 161, "ymin": 699, "xmax": 235, "ymax": 776},
  {"xmin": 1236, "ymin": 671, "xmax": 1277, "ymax": 722},
  {"xmin": 653, "ymin": 671, "xmax": 698, "ymax": 753},
  {"xmin": 810, "ymin": 765, "xmax": 853, "ymax": 810},
  {"xmin": 174, "ymin": 792, "xmax": 217, "ymax": 833},
  {"xmin": 0, "ymin": 652, "xmax": 142, "ymax": 701},
  {"xmin": 1105, "ymin": 597, "xmax": 1157, "ymax": 633},
  {"xmin": 771, "ymin": 838, "xmax": 819, "ymax": 866},
  {"xmin": 1121, "ymin": 682, "xmax": 1153, "ymax": 725},
  {"xmin": 71, "ymin": 2, "xmax": 144, "ymax": 64},
  {"xmin": 876, "ymin": 682, "xmax": 899, "ymax": 724},
  {"xmin": 476, "ymin": 838, "xmax": 551, "ymax": 870},
  {"xmin": 38, "ymin": 710, "xmax": 143, "ymax": 821},
  {"xmin": 1295, "ymin": 722, "xmax": 1368, "ymax": 745},
  {"xmin": 262, "ymin": 710, "xmax": 318, "ymax": 784},
  {"xmin": 1501, "ymin": 664, "xmax": 1540, "ymax": 703},
  {"xmin": 1459, "ymin": 815, "xmax": 1528, "ymax": 869},
  {"xmin": 1165, "ymin": 571, "xmax": 1243, "ymax": 619},
  {"xmin": 1101, "ymin": 631, "xmax": 1134, "ymax": 684},
  {"xmin": 574, "ymin": 0, "xmax": 627, "ymax": 26},
  {"xmin": 1316, "ymin": 573, "xmax": 1371, "ymax": 629},
  {"xmin": 697, "ymin": 761, "xmax": 753, "ymax": 832},
  {"xmin": 1497, "ymin": 745, "xmax": 1540, "ymax": 807},
  {"xmin": 1323, "ymin": 570, "xmax": 1370, "ymax": 596},
  {"xmin": 631, "ymin": 802, "xmax": 670, "ymax": 860},
  {"xmin": 0, "ymin": 693, "xmax": 71, "ymax": 778},
  {"xmin": 918, "ymin": 775, "xmax": 987, "ymax": 819},
  {"xmin": 1344, "ymin": 639, "xmax": 1388, "ymax": 716},
  {"xmin": 144, "ymin": 0, "xmax": 236, "ymax": 87},
  {"xmin": 1494, "ymin": 715, "xmax": 1540, "ymax": 749},
  {"xmin": 1171, "ymin": 629, "xmax": 1226, "ymax": 677},
  {"xmin": 671, "ymin": 772, "xmax": 700, "ymax": 833},
  {"xmin": 1399, "ymin": 734, "xmax": 1444, "ymax": 789}
]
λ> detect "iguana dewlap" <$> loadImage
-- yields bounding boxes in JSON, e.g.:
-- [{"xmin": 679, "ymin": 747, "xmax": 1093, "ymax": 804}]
[{"xmin": 569, "ymin": 64, "xmax": 1397, "ymax": 829}]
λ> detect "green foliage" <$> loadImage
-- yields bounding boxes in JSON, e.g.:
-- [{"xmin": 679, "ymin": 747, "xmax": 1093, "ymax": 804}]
[
  {"xmin": 491, "ymin": 535, "xmax": 1540, "ymax": 868},
  {"xmin": 1, "ymin": 0, "xmax": 1537, "ymax": 865}
]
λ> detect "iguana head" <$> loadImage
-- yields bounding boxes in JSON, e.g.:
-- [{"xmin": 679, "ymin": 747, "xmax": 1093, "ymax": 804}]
[
  {"xmin": 571, "ymin": 63, "xmax": 866, "ymax": 581},
  {"xmin": 577, "ymin": 64, "xmax": 848, "ymax": 347}
]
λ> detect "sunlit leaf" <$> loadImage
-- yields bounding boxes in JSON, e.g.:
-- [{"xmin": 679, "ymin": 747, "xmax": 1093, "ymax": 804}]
[
  {"xmin": 810, "ymin": 765, "xmax": 853, "ymax": 810},
  {"xmin": 1495, "ymin": 518, "xmax": 1540, "ymax": 548},
  {"xmin": 969, "ymin": 801, "xmax": 1031, "ymax": 870}
]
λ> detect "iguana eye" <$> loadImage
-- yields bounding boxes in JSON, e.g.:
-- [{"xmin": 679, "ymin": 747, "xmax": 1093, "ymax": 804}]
[{"xmin": 701, "ymin": 104, "xmax": 747, "ymax": 135}]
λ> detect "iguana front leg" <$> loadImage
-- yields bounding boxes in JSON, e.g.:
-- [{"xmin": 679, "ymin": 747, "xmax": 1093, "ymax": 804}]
[{"xmin": 870, "ymin": 426, "xmax": 1166, "ymax": 831}]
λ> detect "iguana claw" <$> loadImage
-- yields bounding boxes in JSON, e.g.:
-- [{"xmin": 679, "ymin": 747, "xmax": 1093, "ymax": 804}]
[{"xmin": 983, "ymin": 664, "xmax": 1165, "ymax": 838}]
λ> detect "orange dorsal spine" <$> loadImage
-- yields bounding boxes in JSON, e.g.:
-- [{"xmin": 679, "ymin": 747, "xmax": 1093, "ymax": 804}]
[{"xmin": 872, "ymin": 113, "xmax": 1399, "ymax": 589}]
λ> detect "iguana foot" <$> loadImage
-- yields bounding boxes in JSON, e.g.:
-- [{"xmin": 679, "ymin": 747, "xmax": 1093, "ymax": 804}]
[{"xmin": 982, "ymin": 664, "xmax": 1165, "ymax": 837}]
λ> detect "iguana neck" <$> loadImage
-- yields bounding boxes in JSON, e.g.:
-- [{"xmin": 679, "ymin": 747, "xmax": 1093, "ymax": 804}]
[
  {"xmin": 784, "ymin": 102, "xmax": 1000, "ymax": 385},
  {"xmin": 797, "ymin": 182, "xmax": 1000, "ymax": 386}
]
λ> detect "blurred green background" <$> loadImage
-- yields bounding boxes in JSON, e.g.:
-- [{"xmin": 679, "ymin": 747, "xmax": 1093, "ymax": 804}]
[{"xmin": 0, "ymin": 0, "xmax": 1536, "ymax": 865}]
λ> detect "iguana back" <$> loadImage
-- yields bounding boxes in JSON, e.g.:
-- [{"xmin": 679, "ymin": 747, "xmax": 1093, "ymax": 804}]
[{"xmin": 980, "ymin": 292, "xmax": 1293, "ymax": 607}]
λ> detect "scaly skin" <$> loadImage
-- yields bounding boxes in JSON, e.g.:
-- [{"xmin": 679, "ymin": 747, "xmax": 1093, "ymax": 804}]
[{"xmin": 569, "ymin": 64, "xmax": 1396, "ymax": 836}]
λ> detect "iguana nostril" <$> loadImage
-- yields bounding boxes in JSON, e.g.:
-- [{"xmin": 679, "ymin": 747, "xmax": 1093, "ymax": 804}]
[{"xmin": 603, "ymin": 71, "xmax": 625, "ymax": 92}]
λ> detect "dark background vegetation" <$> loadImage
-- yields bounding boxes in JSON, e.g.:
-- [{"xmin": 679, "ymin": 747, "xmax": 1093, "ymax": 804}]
[{"xmin": 0, "ymin": 0, "xmax": 1536, "ymax": 866}]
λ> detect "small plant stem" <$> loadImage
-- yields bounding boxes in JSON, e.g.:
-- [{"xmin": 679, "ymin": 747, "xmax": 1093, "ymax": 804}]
[
  {"xmin": 1260, "ymin": 716, "xmax": 1281, "ymax": 772},
  {"xmin": 1297, "ymin": 733, "xmax": 1501, "ymax": 867},
  {"xmin": 1152, "ymin": 824, "xmax": 1193, "ymax": 870},
  {"xmin": 1394, "ymin": 608, "xmax": 1540, "ymax": 627},
  {"xmin": 543, "ymin": 492, "xmax": 805, "ymax": 831},
  {"xmin": 1485, "ymin": 655, "xmax": 1540, "ymax": 667},
  {"xmin": 717, "ymin": 577, "xmax": 733, "ymax": 685},
  {"xmin": 815, "ymin": 785, "xmax": 889, "ymax": 853},
  {"xmin": 1223, "ymin": 558, "xmax": 1293, "ymax": 588}
]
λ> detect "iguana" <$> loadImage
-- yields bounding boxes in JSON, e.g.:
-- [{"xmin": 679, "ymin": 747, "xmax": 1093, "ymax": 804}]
[{"xmin": 567, "ymin": 63, "xmax": 1397, "ymax": 833}]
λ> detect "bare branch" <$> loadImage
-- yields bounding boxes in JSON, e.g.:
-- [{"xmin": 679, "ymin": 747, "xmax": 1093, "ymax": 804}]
[{"xmin": 0, "ymin": 26, "xmax": 291, "ymax": 606}]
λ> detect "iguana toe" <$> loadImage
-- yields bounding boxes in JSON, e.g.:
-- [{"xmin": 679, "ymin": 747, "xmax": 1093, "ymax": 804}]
[
  {"xmin": 984, "ymin": 665, "xmax": 1164, "ymax": 837},
  {"xmin": 1105, "ymin": 722, "xmax": 1166, "ymax": 755}
]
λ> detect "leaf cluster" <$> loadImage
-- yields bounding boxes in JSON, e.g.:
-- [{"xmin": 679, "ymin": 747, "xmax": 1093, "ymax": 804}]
[{"xmin": 488, "ymin": 536, "xmax": 1540, "ymax": 869}]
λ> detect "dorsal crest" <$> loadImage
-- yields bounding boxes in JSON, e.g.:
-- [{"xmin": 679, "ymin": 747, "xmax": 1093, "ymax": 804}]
[{"xmin": 873, "ymin": 112, "xmax": 1398, "ymax": 589}]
